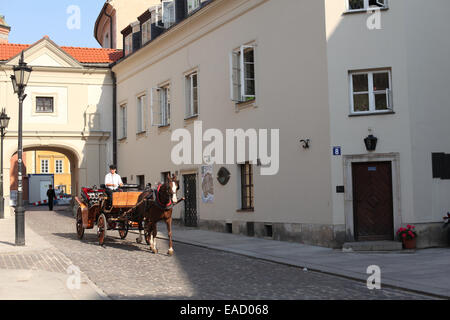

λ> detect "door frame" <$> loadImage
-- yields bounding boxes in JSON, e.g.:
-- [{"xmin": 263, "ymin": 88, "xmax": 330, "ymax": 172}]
[{"xmin": 343, "ymin": 153, "xmax": 401, "ymax": 242}]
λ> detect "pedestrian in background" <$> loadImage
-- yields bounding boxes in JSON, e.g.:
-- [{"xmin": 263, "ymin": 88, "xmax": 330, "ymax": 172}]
[{"xmin": 47, "ymin": 185, "xmax": 56, "ymax": 211}]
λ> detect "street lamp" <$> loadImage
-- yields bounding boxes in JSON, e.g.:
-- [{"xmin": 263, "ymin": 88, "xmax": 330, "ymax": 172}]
[
  {"xmin": 10, "ymin": 51, "xmax": 32, "ymax": 246},
  {"xmin": 0, "ymin": 109, "xmax": 10, "ymax": 220}
]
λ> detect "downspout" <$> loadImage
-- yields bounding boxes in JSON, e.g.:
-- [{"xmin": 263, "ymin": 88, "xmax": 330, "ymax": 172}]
[
  {"xmin": 105, "ymin": 9, "xmax": 117, "ymax": 166},
  {"xmin": 112, "ymin": 71, "xmax": 117, "ymax": 167}
]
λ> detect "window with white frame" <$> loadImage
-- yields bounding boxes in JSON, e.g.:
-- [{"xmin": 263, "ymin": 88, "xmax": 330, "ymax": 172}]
[
  {"xmin": 187, "ymin": 0, "xmax": 201, "ymax": 13},
  {"xmin": 119, "ymin": 103, "xmax": 127, "ymax": 139},
  {"xmin": 230, "ymin": 45, "xmax": 256, "ymax": 103},
  {"xmin": 162, "ymin": 0, "xmax": 175, "ymax": 28},
  {"xmin": 350, "ymin": 69, "xmax": 392, "ymax": 114},
  {"xmin": 124, "ymin": 34, "xmax": 132, "ymax": 56},
  {"xmin": 55, "ymin": 159, "xmax": 63, "ymax": 174},
  {"xmin": 347, "ymin": 0, "xmax": 388, "ymax": 11},
  {"xmin": 136, "ymin": 94, "xmax": 147, "ymax": 134},
  {"xmin": 41, "ymin": 159, "xmax": 49, "ymax": 173},
  {"xmin": 142, "ymin": 20, "xmax": 151, "ymax": 44},
  {"xmin": 151, "ymin": 85, "xmax": 171, "ymax": 127},
  {"xmin": 185, "ymin": 72, "xmax": 198, "ymax": 118}
]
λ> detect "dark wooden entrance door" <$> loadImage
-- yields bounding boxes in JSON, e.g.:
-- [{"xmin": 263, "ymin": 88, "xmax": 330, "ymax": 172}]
[
  {"xmin": 183, "ymin": 174, "xmax": 198, "ymax": 227},
  {"xmin": 352, "ymin": 162, "xmax": 394, "ymax": 241}
]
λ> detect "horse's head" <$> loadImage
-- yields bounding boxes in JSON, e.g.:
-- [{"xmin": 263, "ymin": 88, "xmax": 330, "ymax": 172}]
[{"xmin": 167, "ymin": 173, "xmax": 180, "ymax": 204}]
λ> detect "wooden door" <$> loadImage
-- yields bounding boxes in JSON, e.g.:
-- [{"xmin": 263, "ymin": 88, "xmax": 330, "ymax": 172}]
[
  {"xmin": 352, "ymin": 162, "xmax": 394, "ymax": 241},
  {"xmin": 183, "ymin": 174, "xmax": 198, "ymax": 227}
]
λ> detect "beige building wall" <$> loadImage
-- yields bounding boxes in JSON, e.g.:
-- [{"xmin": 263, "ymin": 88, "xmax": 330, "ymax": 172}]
[
  {"xmin": 325, "ymin": 0, "xmax": 450, "ymax": 246},
  {"xmin": 113, "ymin": 0, "xmax": 336, "ymax": 244},
  {"xmin": 0, "ymin": 39, "xmax": 114, "ymax": 217}
]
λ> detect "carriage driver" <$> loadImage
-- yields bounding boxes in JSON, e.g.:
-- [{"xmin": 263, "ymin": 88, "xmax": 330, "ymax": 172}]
[{"xmin": 104, "ymin": 165, "xmax": 123, "ymax": 207}]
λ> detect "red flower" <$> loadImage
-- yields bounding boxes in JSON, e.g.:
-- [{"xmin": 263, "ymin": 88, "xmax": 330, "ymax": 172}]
[{"xmin": 402, "ymin": 233, "xmax": 406, "ymax": 238}]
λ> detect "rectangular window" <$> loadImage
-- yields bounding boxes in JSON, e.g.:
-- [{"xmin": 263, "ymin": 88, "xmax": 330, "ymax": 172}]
[
  {"xmin": 151, "ymin": 85, "xmax": 171, "ymax": 127},
  {"xmin": 136, "ymin": 94, "xmax": 147, "ymax": 134},
  {"xmin": 187, "ymin": 0, "xmax": 201, "ymax": 13},
  {"xmin": 185, "ymin": 72, "xmax": 199, "ymax": 119},
  {"xmin": 124, "ymin": 34, "xmax": 132, "ymax": 56},
  {"xmin": 162, "ymin": 0, "xmax": 175, "ymax": 28},
  {"xmin": 161, "ymin": 171, "xmax": 171, "ymax": 184},
  {"xmin": 350, "ymin": 69, "xmax": 392, "ymax": 114},
  {"xmin": 240, "ymin": 162, "xmax": 254, "ymax": 210},
  {"xmin": 137, "ymin": 175, "xmax": 145, "ymax": 190},
  {"xmin": 36, "ymin": 97, "xmax": 54, "ymax": 113},
  {"xmin": 347, "ymin": 0, "xmax": 388, "ymax": 11},
  {"xmin": 41, "ymin": 159, "xmax": 49, "ymax": 173},
  {"xmin": 230, "ymin": 45, "xmax": 256, "ymax": 103},
  {"xmin": 55, "ymin": 159, "xmax": 63, "ymax": 174},
  {"xmin": 142, "ymin": 20, "xmax": 151, "ymax": 44},
  {"xmin": 119, "ymin": 103, "xmax": 127, "ymax": 139}
]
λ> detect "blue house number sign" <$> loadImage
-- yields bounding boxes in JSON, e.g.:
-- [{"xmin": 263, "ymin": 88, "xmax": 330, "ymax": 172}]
[{"xmin": 333, "ymin": 147, "xmax": 341, "ymax": 156}]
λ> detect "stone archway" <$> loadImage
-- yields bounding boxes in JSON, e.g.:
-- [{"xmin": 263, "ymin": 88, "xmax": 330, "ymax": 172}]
[{"xmin": 5, "ymin": 144, "xmax": 82, "ymax": 217}]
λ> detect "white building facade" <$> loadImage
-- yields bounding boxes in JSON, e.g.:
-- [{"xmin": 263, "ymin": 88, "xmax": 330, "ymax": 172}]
[{"xmin": 105, "ymin": 0, "xmax": 450, "ymax": 248}]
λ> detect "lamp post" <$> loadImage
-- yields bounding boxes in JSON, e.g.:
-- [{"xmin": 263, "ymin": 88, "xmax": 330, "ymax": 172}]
[
  {"xmin": 0, "ymin": 109, "xmax": 10, "ymax": 220},
  {"xmin": 10, "ymin": 51, "xmax": 32, "ymax": 246}
]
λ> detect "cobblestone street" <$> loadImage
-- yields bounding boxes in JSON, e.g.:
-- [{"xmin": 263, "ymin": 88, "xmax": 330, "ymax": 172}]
[{"xmin": 22, "ymin": 206, "xmax": 434, "ymax": 300}]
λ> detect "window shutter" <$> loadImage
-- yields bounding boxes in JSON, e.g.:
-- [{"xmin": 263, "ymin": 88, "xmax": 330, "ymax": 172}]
[
  {"xmin": 136, "ymin": 97, "xmax": 142, "ymax": 133},
  {"xmin": 387, "ymin": 88, "xmax": 393, "ymax": 110},
  {"xmin": 230, "ymin": 51, "xmax": 241, "ymax": 102},
  {"xmin": 151, "ymin": 88, "xmax": 162, "ymax": 127},
  {"xmin": 186, "ymin": 75, "xmax": 191, "ymax": 118}
]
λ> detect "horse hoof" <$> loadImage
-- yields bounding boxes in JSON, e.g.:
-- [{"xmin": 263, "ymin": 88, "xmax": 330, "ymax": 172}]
[
  {"xmin": 136, "ymin": 238, "xmax": 142, "ymax": 244},
  {"xmin": 167, "ymin": 249, "xmax": 174, "ymax": 256}
]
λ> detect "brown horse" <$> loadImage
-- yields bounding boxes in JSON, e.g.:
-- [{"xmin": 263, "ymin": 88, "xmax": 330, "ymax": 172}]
[{"xmin": 136, "ymin": 174, "xmax": 183, "ymax": 255}]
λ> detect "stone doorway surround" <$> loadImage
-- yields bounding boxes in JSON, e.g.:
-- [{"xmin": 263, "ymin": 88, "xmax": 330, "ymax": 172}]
[{"xmin": 343, "ymin": 153, "xmax": 402, "ymax": 242}]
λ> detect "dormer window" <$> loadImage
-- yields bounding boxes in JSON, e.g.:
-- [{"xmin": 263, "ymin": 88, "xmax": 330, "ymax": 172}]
[
  {"xmin": 162, "ymin": 0, "xmax": 175, "ymax": 28},
  {"xmin": 187, "ymin": 0, "xmax": 201, "ymax": 14},
  {"xmin": 124, "ymin": 34, "xmax": 132, "ymax": 56},
  {"xmin": 138, "ymin": 10, "xmax": 152, "ymax": 45},
  {"xmin": 141, "ymin": 20, "xmax": 151, "ymax": 44},
  {"xmin": 121, "ymin": 25, "xmax": 133, "ymax": 56}
]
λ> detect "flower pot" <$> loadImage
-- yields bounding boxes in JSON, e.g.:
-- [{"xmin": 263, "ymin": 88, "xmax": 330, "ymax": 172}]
[{"xmin": 403, "ymin": 238, "xmax": 416, "ymax": 249}]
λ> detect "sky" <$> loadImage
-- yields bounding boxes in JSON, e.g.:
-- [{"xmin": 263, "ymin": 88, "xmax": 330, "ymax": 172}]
[{"xmin": 0, "ymin": 0, "xmax": 105, "ymax": 48}]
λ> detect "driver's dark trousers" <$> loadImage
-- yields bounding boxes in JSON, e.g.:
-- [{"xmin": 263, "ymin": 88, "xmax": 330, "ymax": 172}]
[{"xmin": 105, "ymin": 188, "xmax": 117, "ymax": 207}]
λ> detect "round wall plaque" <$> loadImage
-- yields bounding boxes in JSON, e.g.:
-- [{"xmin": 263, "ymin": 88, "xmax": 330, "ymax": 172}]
[{"xmin": 217, "ymin": 167, "xmax": 231, "ymax": 186}]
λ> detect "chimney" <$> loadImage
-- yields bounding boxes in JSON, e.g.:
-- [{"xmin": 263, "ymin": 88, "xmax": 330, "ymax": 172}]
[{"xmin": 0, "ymin": 15, "xmax": 10, "ymax": 44}]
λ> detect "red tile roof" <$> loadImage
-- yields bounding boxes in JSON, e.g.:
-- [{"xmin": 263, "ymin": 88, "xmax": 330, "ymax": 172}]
[{"xmin": 0, "ymin": 42, "xmax": 122, "ymax": 64}]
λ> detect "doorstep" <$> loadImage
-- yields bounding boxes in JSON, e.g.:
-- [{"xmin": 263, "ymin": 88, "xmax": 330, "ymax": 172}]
[{"xmin": 342, "ymin": 241, "xmax": 403, "ymax": 252}]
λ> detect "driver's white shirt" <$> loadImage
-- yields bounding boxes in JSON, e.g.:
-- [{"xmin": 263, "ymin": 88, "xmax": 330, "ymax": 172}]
[{"xmin": 105, "ymin": 173, "xmax": 123, "ymax": 190}]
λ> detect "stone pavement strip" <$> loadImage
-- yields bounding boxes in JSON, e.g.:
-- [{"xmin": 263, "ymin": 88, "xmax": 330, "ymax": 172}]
[
  {"xmin": 158, "ymin": 225, "xmax": 450, "ymax": 299},
  {"xmin": 0, "ymin": 216, "xmax": 108, "ymax": 300}
]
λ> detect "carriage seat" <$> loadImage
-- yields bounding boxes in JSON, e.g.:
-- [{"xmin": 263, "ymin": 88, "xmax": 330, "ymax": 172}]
[{"xmin": 112, "ymin": 192, "xmax": 143, "ymax": 208}]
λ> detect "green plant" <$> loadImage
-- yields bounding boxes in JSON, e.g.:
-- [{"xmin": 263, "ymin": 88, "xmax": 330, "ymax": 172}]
[{"xmin": 396, "ymin": 225, "xmax": 417, "ymax": 241}]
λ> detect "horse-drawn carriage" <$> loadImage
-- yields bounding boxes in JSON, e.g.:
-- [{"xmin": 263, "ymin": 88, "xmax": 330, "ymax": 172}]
[
  {"xmin": 74, "ymin": 174, "xmax": 183, "ymax": 255},
  {"xmin": 75, "ymin": 184, "xmax": 150, "ymax": 246}
]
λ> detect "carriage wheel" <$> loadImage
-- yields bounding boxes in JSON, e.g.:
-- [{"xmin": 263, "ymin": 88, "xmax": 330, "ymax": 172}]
[
  {"xmin": 97, "ymin": 214, "xmax": 107, "ymax": 246},
  {"xmin": 76, "ymin": 207, "xmax": 84, "ymax": 240},
  {"xmin": 118, "ymin": 224, "xmax": 128, "ymax": 240}
]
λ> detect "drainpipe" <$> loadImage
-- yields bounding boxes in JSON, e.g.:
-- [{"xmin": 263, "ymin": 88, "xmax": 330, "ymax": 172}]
[
  {"xmin": 105, "ymin": 8, "xmax": 117, "ymax": 166},
  {"xmin": 112, "ymin": 71, "xmax": 117, "ymax": 167}
]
